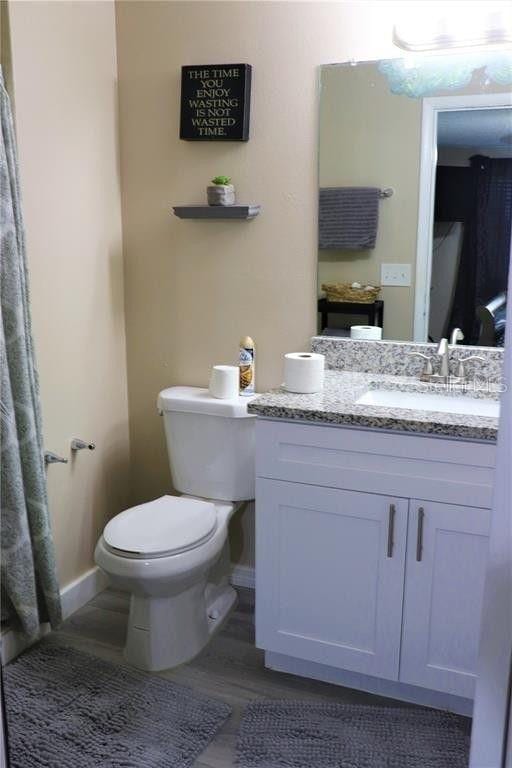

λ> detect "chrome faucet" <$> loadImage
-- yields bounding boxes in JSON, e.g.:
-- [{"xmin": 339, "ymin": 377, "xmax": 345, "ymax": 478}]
[
  {"xmin": 408, "ymin": 338, "xmax": 452, "ymax": 382},
  {"xmin": 436, "ymin": 338, "xmax": 450, "ymax": 379},
  {"xmin": 408, "ymin": 337, "xmax": 485, "ymax": 383}
]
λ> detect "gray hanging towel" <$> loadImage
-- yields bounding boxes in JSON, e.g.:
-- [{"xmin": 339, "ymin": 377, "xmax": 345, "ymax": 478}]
[{"xmin": 319, "ymin": 187, "xmax": 380, "ymax": 250}]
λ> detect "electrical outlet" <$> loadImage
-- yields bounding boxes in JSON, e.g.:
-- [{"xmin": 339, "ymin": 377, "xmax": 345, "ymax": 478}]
[{"xmin": 381, "ymin": 263, "xmax": 411, "ymax": 287}]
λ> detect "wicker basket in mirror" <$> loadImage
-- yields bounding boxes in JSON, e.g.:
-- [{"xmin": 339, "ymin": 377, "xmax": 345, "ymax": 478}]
[{"xmin": 321, "ymin": 283, "xmax": 381, "ymax": 304}]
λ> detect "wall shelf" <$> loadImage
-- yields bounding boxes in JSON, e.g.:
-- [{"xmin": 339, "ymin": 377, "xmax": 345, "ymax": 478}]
[{"xmin": 172, "ymin": 204, "xmax": 261, "ymax": 220}]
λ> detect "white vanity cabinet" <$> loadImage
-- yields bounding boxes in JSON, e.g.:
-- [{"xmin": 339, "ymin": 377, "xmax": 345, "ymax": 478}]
[{"xmin": 255, "ymin": 419, "xmax": 496, "ymax": 712}]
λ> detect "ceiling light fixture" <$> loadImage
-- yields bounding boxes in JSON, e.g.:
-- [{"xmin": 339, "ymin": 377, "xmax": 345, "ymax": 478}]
[{"xmin": 393, "ymin": 8, "xmax": 512, "ymax": 52}]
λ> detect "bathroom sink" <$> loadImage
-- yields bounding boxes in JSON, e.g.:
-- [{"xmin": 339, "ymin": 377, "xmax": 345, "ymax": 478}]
[{"xmin": 356, "ymin": 389, "xmax": 500, "ymax": 418}]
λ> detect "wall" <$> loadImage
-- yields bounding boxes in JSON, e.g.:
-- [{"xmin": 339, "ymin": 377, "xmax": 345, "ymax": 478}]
[
  {"xmin": 115, "ymin": 0, "xmax": 403, "ymax": 565},
  {"xmin": 6, "ymin": 1, "xmax": 506, "ymax": 581},
  {"xmin": 468, "ymin": 240, "xmax": 512, "ymax": 767},
  {"xmin": 438, "ymin": 145, "xmax": 512, "ymax": 165},
  {"xmin": 7, "ymin": 0, "xmax": 130, "ymax": 588}
]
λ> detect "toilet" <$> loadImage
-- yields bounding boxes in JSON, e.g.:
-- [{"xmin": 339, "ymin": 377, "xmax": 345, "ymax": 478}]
[{"xmin": 94, "ymin": 386, "xmax": 256, "ymax": 671}]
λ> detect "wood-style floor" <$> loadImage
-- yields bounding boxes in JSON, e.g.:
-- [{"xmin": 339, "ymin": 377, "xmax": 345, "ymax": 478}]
[{"xmin": 52, "ymin": 586, "xmax": 400, "ymax": 767}]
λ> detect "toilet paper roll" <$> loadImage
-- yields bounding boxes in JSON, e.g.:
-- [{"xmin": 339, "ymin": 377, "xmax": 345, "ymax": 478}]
[
  {"xmin": 350, "ymin": 325, "xmax": 383, "ymax": 341},
  {"xmin": 209, "ymin": 365, "xmax": 239, "ymax": 399},
  {"xmin": 283, "ymin": 353, "xmax": 325, "ymax": 394}
]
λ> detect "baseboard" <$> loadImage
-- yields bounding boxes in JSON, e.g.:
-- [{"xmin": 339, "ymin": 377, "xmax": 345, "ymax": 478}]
[
  {"xmin": 1, "ymin": 566, "xmax": 108, "ymax": 665},
  {"xmin": 265, "ymin": 651, "xmax": 474, "ymax": 717},
  {"xmin": 0, "ymin": 623, "xmax": 49, "ymax": 666},
  {"xmin": 230, "ymin": 563, "xmax": 255, "ymax": 590},
  {"xmin": 60, "ymin": 566, "xmax": 109, "ymax": 620}
]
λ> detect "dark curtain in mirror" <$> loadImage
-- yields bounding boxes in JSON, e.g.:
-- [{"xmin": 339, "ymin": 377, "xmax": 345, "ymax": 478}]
[{"xmin": 436, "ymin": 156, "xmax": 512, "ymax": 346}]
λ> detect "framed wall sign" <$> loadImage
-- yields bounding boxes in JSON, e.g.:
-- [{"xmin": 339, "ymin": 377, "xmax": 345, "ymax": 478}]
[{"xmin": 180, "ymin": 64, "xmax": 252, "ymax": 141}]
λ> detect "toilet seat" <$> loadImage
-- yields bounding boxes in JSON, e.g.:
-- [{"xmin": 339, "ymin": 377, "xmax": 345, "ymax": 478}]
[{"xmin": 103, "ymin": 495, "xmax": 217, "ymax": 559}]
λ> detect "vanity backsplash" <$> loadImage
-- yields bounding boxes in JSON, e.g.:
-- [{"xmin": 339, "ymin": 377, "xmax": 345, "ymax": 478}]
[{"xmin": 311, "ymin": 336, "xmax": 505, "ymax": 383}]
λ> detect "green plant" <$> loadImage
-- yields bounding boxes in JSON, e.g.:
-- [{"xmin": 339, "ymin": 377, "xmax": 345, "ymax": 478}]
[{"xmin": 211, "ymin": 175, "xmax": 232, "ymax": 186}]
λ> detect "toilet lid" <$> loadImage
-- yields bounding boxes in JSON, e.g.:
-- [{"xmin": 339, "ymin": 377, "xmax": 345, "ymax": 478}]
[{"xmin": 103, "ymin": 495, "xmax": 217, "ymax": 558}]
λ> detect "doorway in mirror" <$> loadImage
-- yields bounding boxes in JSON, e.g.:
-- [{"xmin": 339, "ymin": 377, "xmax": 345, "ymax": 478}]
[{"xmin": 420, "ymin": 101, "xmax": 512, "ymax": 347}]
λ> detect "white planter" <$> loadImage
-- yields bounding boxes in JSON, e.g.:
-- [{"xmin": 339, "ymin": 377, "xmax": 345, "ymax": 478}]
[{"xmin": 207, "ymin": 184, "xmax": 236, "ymax": 206}]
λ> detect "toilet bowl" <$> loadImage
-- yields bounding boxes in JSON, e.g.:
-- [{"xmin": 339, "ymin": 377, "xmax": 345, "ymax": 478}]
[{"xmin": 95, "ymin": 387, "xmax": 256, "ymax": 671}]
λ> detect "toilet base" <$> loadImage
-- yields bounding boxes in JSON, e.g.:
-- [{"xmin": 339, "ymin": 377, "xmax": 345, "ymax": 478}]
[
  {"xmin": 124, "ymin": 580, "xmax": 237, "ymax": 671},
  {"xmin": 206, "ymin": 582, "xmax": 238, "ymax": 634}
]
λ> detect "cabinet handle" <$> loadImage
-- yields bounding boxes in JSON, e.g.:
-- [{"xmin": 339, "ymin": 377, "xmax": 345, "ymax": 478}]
[
  {"xmin": 387, "ymin": 504, "xmax": 396, "ymax": 558},
  {"xmin": 416, "ymin": 507, "xmax": 425, "ymax": 562}
]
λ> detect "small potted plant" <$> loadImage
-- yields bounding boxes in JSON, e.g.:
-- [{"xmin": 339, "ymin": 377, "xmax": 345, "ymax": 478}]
[{"xmin": 207, "ymin": 175, "xmax": 236, "ymax": 206}]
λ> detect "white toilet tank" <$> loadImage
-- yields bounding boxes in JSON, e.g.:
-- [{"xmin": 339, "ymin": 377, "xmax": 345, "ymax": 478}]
[{"xmin": 157, "ymin": 387, "xmax": 257, "ymax": 502}]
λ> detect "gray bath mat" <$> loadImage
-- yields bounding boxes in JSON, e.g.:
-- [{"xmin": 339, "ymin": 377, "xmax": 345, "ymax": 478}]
[
  {"xmin": 237, "ymin": 700, "xmax": 470, "ymax": 767},
  {"xmin": 4, "ymin": 641, "xmax": 231, "ymax": 767}
]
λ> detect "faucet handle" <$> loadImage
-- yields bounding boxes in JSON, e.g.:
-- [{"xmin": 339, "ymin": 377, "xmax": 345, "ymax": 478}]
[
  {"xmin": 407, "ymin": 352, "xmax": 434, "ymax": 376},
  {"xmin": 455, "ymin": 355, "xmax": 485, "ymax": 379}
]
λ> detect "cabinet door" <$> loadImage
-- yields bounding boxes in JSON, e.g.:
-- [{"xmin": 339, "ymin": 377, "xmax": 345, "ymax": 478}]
[
  {"xmin": 256, "ymin": 479, "xmax": 408, "ymax": 680},
  {"xmin": 400, "ymin": 500, "xmax": 491, "ymax": 699}
]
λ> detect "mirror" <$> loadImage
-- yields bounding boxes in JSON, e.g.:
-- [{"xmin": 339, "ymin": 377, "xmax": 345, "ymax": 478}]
[{"xmin": 318, "ymin": 53, "xmax": 512, "ymax": 346}]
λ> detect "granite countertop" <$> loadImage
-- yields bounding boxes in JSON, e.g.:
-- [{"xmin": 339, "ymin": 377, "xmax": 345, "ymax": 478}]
[{"xmin": 248, "ymin": 370, "xmax": 500, "ymax": 442}]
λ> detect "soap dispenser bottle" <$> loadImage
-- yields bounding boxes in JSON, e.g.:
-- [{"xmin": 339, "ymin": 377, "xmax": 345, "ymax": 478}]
[{"xmin": 239, "ymin": 336, "xmax": 255, "ymax": 396}]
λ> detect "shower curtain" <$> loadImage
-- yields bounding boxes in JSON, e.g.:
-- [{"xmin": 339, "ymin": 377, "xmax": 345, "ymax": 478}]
[
  {"xmin": 448, "ymin": 155, "xmax": 512, "ymax": 344},
  {"xmin": 0, "ymin": 67, "xmax": 62, "ymax": 639}
]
